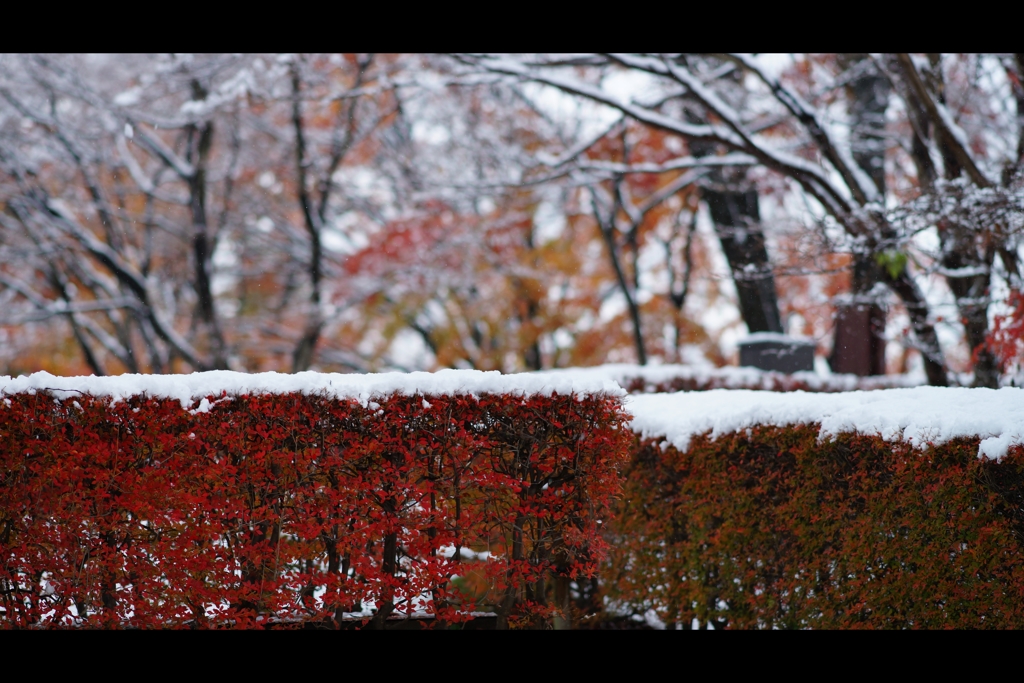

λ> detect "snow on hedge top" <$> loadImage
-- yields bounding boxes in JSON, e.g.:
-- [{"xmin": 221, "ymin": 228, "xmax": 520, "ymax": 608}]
[
  {"xmin": 536, "ymin": 364, "xmax": 925, "ymax": 392},
  {"xmin": 627, "ymin": 387, "xmax": 1024, "ymax": 460},
  {"xmin": 0, "ymin": 369, "xmax": 624, "ymax": 409}
]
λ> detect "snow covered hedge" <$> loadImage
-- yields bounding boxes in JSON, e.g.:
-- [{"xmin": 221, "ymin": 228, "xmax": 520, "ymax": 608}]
[
  {"xmin": 0, "ymin": 370, "xmax": 629, "ymax": 629},
  {"xmin": 609, "ymin": 389, "xmax": 1024, "ymax": 629},
  {"xmin": 6, "ymin": 370, "xmax": 1024, "ymax": 629},
  {"xmin": 539, "ymin": 364, "xmax": 926, "ymax": 395}
]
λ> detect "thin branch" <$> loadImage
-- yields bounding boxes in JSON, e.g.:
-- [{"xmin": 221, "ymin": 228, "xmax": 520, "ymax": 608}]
[{"xmin": 574, "ymin": 153, "xmax": 755, "ymax": 176}]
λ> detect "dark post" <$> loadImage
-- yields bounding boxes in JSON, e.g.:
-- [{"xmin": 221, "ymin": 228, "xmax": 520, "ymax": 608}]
[{"xmin": 739, "ymin": 333, "xmax": 815, "ymax": 374}]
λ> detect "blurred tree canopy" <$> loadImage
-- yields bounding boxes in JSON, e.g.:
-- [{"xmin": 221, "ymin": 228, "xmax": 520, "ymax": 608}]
[{"xmin": 1, "ymin": 54, "xmax": 1022, "ymax": 386}]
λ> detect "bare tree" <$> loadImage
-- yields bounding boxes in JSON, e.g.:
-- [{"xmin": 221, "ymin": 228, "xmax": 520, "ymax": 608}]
[
  {"xmin": 455, "ymin": 53, "xmax": 1024, "ymax": 386},
  {"xmin": 0, "ymin": 54, "xmax": 410, "ymax": 376}
]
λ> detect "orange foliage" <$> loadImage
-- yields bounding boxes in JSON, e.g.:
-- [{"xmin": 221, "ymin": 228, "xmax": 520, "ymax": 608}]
[{"xmin": 609, "ymin": 427, "xmax": 1024, "ymax": 628}]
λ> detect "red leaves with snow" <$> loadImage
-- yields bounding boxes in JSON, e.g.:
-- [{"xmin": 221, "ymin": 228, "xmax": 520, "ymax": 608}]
[{"xmin": 0, "ymin": 390, "xmax": 629, "ymax": 629}]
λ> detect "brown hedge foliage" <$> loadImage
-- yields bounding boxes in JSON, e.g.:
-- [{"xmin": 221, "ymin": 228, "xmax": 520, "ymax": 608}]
[{"xmin": 606, "ymin": 426, "xmax": 1024, "ymax": 629}]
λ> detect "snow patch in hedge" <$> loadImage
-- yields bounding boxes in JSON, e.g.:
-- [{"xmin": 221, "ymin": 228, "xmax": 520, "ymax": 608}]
[
  {"xmin": 0, "ymin": 369, "xmax": 624, "ymax": 409},
  {"xmin": 626, "ymin": 387, "xmax": 1024, "ymax": 459}
]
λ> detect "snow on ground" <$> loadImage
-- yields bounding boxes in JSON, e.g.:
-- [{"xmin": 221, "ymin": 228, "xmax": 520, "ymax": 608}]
[
  {"xmin": 0, "ymin": 368, "xmax": 624, "ymax": 409},
  {"xmin": 626, "ymin": 387, "xmax": 1024, "ymax": 460}
]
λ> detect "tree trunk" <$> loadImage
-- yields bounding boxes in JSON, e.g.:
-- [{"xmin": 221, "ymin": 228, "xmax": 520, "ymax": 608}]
[
  {"xmin": 186, "ymin": 91, "xmax": 228, "ymax": 371},
  {"xmin": 833, "ymin": 61, "xmax": 890, "ymax": 376},
  {"xmin": 703, "ymin": 187, "xmax": 783, "ymax": 333},
  {"xmin": 942, "ymin": 236, "xmax": 998, "ymax": 387},
  {"xmin": 886, "ymin": 269, "xmax": 948, "ymax": 386}
]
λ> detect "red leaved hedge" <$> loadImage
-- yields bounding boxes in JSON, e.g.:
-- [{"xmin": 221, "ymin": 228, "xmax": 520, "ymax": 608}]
[
  {"xmin": 606, "ymin": 426, "xmax": 1024, "ymax": 629},
  {"xmin": 0, "ymin": 390, "xmax": 630, "ymax": 629}
]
